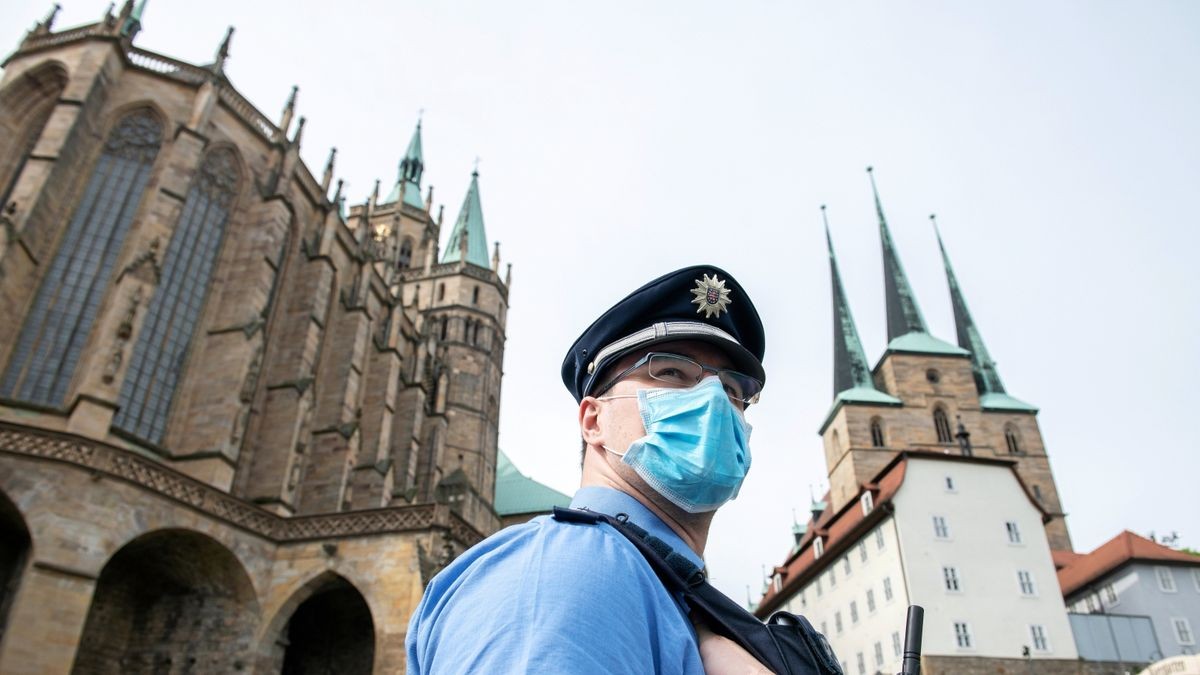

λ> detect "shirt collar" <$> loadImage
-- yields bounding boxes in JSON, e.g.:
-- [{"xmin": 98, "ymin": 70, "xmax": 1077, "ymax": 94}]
[{"xmin": 570, "ymin": 485, "xmax": 704, "ymax": 570}]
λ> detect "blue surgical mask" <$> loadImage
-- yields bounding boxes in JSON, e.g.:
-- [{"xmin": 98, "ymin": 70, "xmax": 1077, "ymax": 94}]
[{"xmin": 602, "ymin": 376, "xmax": 752, "ymax": 513}]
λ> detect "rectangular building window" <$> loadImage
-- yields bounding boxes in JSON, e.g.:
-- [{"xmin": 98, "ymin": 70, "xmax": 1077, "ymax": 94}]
[
  {"xmin": 945, "ymin": 475, "xmax": 955, "ymax": 491},
  {"xmin": 1174, "ymin": 618, "xmax": 1195, "ymax": 645},
  {"xmin": 1085, "ymin": 594, "xmax": 1097, "ymax": 612},
  {"xmin": 850, "ymin": 600, "xmax": 859, "ymax": 624},
  {"xmin": 1157, "ymin": 566, "xmax": 1177, "ymax": 593},
  {"xmin": 892, "ymin": 631, "xmax": 902, "ymax": 657},
  {"xmin": 821, "ymin": 621, "xmax": 828, "ymax": 636},
  {"xmin": 1103, "ymin": 583, "xmax": 1117, "ymax": 604},
  {"xmin": 875, "ymin": 527, "xmax": 885, "ymax": 550},
  {"xmin": 800, "ymin": 590, "xmax": 807, "ymax": 609},
  {"xmin": 860, "ymin": 491, "xmax": 874, "ymax": 515},
  {"xmin": 829, "ymin": 567, "xmax": 837, "ymax": 588},
  {"xmin": 954, "ymin": 622, "xmax": 973, "ymax": 649},
  {"xmin": 816, "ymin": 576, "xmax": 823, "ymax": 596},
  {"xmin": 933, "ymin": 515, "xmax": 950, "ymax": 539},
  {"xmin": 874, "ymin": 641, "xmax": 884, "ymax": 666},
  {"xmin": 1018, "ymin": 570, "xmax": 1036, "ymax": 596},
  {"xmin": 856, "ymin": 651, "xmax": 865, "ymax": 675},
  {"xmin": 1030, "ymin": 624, "xmax": 1049, "ymax": 651},
  {"xmin": 1006, "ymin": 521, "xmax": 1022, "ymax": 544},
  {"xmin": 866, "ymin": 589, "xmax": 876, "ymax": 613},
  {"xmin": 1192, "ymin": 569, "xmax": 1200, "ymax": 592},
  {"xmin": 858, "ymin": 541, "xmax": 868, "ymax": 563},
  {"xmin": 835, "ymin": 611, "xmax": 843, "ymax": 634},
  {"xmin": 844, "ymin": 556, "xmax": 852, "ymax": 576},
  {"xmin": 943, "ymin": 566, "xmax": 961, "ymax": 592},
  {"xmin": 883, "ymin": 576, "xmax": 894, "ymax": 601}
]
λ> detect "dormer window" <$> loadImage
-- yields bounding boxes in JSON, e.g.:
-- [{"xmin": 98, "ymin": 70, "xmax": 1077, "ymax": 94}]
[
  {"xmin": 814, "ymin": 537, "xmax": 825, "ymax": 559},
  {"xmin": 860, "ymin": 491, "xmax": 874, "ymax": 515}
]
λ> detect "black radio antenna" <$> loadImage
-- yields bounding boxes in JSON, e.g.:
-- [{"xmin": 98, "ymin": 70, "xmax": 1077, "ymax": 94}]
[{"xmin": 898, "ymin": 605, "xmax": 924, "ymax": 675}]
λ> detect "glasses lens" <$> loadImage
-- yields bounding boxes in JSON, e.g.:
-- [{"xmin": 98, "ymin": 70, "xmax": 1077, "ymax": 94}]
[
  {"xmin": 647, "ymin": 354, "xmax": 703, "ymax": 387},
  {"xmin": 720, "ymin": 371, "xmax": 763, "ymax": 404},
  {"xmin": 647, "ymin": 353, "xmax": 762, "ymax": 405}
]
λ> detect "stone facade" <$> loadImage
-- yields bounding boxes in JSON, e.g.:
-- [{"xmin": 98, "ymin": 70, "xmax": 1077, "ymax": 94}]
[
  {"xmin": 822, "ymin": 351, "xmax": 1072, "ymax": 552},
  {"xmin": 922, "ymin": 655, "xmax": 1147, "ymax": 675},
  {"xmin": 0, "ymin": 5, "xmax": 508, "ymax": 673}
]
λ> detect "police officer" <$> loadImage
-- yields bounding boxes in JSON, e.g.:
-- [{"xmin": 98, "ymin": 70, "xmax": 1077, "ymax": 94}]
[{"xmin": 406, "ymin": 265, "xmax": 772, "ymax": 674}]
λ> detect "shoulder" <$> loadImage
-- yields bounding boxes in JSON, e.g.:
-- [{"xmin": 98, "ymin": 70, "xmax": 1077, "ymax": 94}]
[
  {"xmin": 425, "ymin": 515, "xmax": 666, "ymax": 611},
  {"xmin": 407, "ymin": 516, "xmax": 701, "ymax": 674}
]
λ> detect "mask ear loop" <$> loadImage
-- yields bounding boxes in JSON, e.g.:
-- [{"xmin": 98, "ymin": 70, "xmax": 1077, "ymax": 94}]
[
  {"xmin": 594, "ymin": 395, "xmax": 638, "ymax": 458},
  {"xmin": 601, "ymin": 444, "xmax": 628, "ymax": 458}
]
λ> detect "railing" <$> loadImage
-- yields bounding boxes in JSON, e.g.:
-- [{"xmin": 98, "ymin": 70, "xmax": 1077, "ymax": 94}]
[
  {"xmin": 218, "ymin": 86, "xmax": 282, "ymax": 144},
  {"xmin": 20, "ymin": 23, "xmax": 104, "ymax": 50},
  {"xmin": 126, "ymin": 47, "xmax": 208, "ymax": 85},
  {"xmin": 0, "ymin": 423, "xmax": 487, "ymax": 547}
]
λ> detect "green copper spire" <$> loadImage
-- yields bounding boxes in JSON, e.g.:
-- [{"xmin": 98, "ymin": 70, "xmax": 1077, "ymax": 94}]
[
  {"xmin": 867, "ymin": 167, "xmax": 967, "ymax": 358},
  {"xmin": 869, "ymin": 167, "xmax": 928, "ymax": 339},
  {"xmin": 385, "ymin": 119, "xmax": 425, "ymax": 209},
  {"xmin": 440, "ymin": 170, "xmax": 491, "ymax": 268},
  {"xmin": 933, "ymin": 216, "xmax": 1036, "ymax": 412},
  {"xmin": 820, "ymin": 207, "xmax": 900, "ymax": 434},
  {"xmin": 826, "ymin": 207, "xmax": 874, "ymax": 396}
]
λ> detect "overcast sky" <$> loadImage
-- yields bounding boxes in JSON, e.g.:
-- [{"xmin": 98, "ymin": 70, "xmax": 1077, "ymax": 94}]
[{"xmin": 5, "ymin": 0, "xmax": 1197, "ymax": 603}]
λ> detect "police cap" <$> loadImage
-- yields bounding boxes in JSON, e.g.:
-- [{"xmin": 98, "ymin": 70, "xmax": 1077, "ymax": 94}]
[{"xmin": 561, "ymin": 264, "xmax": 766, "ymax": 402}]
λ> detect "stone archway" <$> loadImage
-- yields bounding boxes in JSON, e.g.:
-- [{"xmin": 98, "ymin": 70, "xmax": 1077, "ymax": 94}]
[
  {"xmin": 71, "ymin": 528, "xmax": 260, "ymax": 674},
  {"xmin": 266, "ymin": 572, "xmax": 375, "ymax": 675},
  {"xmin": 0, "ymin": 490, "xmax": 30, "ymax": 646}
]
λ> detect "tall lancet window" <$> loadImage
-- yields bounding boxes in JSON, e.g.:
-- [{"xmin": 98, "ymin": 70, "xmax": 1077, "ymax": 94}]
[
  {"xmin": 1004, "ymin": 424, "xmax": 1021, "ymax": 454},
  {"xmin": 115, "ymin": 148, "xmax": 240, "ymax": 442},
  {"xmin": 1, "ymin": 110, "xmax": 162, "ymax": 406},
  {"xmin": 397, "ymin": 237, "xmax": 413, "ymax": 268},
  {"xmin": 870, "ymin": 418, "xmax": 885, "ymax": 448},
  {"xmin": 933, "ymin": 406, "xmax": 952, "ymax": 444}
]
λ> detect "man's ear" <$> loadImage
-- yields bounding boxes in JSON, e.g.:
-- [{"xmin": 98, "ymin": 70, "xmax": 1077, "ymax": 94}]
[{"xmin": 579, "ymin": 397, "xmax": 604, "ymax": 447}]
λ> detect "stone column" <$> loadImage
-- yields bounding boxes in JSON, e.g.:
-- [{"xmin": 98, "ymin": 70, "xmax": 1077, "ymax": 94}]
[{"xmin": 0, "ymin": 563, "xmax": 96, "ymax": 674}]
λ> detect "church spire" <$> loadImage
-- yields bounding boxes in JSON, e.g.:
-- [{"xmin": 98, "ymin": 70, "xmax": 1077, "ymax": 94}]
[
  {"xmin": 439, "ymin": 169, "xmax": 490, "ymax": 268},
  {"xmin": 385, "ymin": 118, "xmax": 425, "ymax": 208},
  {"xmin": 868, "ymin": 167, "xmax": 927, "ymax": 340},
  {"xmin": 932, "ymin": 216, "xmax": 1036, "ymax": 411},
  {"xmin": 824, "ymin": 206, "xmax": 874, "ymax": 398}
]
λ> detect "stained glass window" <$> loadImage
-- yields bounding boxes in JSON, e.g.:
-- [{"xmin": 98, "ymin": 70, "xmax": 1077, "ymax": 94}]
[
  {"xmin": 114, "ymin": 148, "xmax": 239, "ymax": 442},
  {"xmin": 1, "ymin": 110, "xmax": 162, "ymax": 406}
]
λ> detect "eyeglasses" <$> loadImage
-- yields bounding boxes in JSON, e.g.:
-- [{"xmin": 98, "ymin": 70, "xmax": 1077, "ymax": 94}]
[{"xmin": 593, "ymin": 352, "xmax": 763, "ymax": 406}]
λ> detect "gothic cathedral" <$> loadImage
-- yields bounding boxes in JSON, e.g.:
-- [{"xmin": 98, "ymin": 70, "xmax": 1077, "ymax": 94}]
[{"xmin": 0, "ymin": 4, "xmax": 510, "ymax": 672}]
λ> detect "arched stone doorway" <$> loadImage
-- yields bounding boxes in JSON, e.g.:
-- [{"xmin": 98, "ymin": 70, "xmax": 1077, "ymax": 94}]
[
  {"xmin": 0, "ymin": 490, "xmax": 31, "ymax": 646},
  {"xmin": 71, "ymin": 529, "xmax": 259, "ymax": 674},
  {"xmin": 270, "ymin": 573, "xmax": 375, "ymax": 675}
]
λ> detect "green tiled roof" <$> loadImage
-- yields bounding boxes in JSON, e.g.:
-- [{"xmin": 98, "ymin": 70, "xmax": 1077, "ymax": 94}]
[
  {"xmin": 980, "ymin": 392, "xmax": 1038, "ymax": 413},
  {"xmin": 818, "ymin": 386, "xmax": 903, "ymax": 435},
  {"xmin": 440, "ymin": 171, "xmax": 491, "ymax": 268},
  {"xmin": 385, "ymin": 120, "xmax": 425, "ymax": 209},
  {"xmin": 494, "ymin": 449, "xmax": 571, "ymax": 516},
  {"xmin": 885, "ymin": 331, "xmax": 970, "ymax": 357},
  {"xmin": 384, "ymin": 179, "xmax": 424, "ymax": 209},
  {"xmin": 835, "ymin": 386, "xmax": 902, "ymax": 406}
]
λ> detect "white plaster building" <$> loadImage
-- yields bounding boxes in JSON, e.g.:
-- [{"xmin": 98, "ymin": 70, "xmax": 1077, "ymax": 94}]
[{"xmin": 759, "ymin": 453, "xmax": 1078, "ymax": 675}]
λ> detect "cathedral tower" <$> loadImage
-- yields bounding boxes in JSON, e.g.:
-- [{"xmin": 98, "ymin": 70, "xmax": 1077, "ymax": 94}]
[{"xmin": 820, "ymin": 169, "xmax": 1071, "ymax": 551}]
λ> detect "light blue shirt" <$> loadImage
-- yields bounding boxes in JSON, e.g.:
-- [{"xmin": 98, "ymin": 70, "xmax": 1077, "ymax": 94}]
[{"xmin": 406, "ymin": 486, "xmax": 706, "ymax": 674}]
